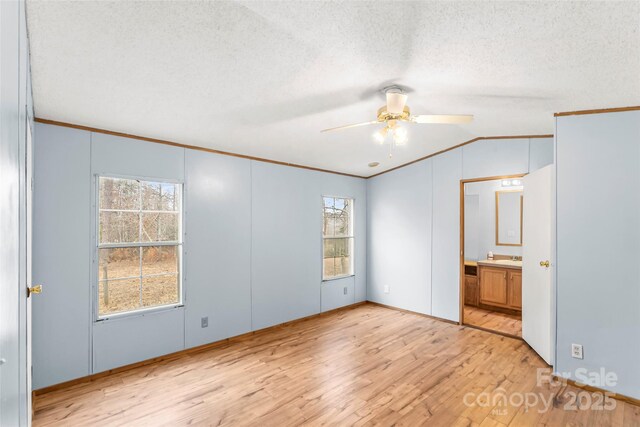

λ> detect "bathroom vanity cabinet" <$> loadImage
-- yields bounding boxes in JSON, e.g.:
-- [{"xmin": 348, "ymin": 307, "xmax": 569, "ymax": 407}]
[{"xmin": 477, "ymin": 261, "xmax": 522, "ymax": 312}]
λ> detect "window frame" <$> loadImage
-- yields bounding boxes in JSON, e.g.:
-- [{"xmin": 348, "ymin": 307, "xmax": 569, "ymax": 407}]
[
  {"xmin": 321, "ymin": 195, "xmax": 355, "ymax": 282},
  {"xmin": 93, "ymin": 174, "xmax": 185, "ymax": 321}
]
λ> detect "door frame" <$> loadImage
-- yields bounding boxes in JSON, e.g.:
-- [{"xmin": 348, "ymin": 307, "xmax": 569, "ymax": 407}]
[{"xmin": 458, "ymin": 174, "xmax": 526, "ymax": 338}]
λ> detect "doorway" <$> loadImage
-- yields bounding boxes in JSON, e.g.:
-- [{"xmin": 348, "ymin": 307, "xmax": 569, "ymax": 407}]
[
  {"xmin": 459, "ymin": 174, "xmax": 525, "ymax": 339},
  {"xmin": 459, "ymin": 168, "xmax": 555, "ymax": 365}
]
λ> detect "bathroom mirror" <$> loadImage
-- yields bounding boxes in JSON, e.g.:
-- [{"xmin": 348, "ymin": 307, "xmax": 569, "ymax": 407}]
[{"xmin": 495, "ymin": 190, "xmax": 523, "ymax": 246}]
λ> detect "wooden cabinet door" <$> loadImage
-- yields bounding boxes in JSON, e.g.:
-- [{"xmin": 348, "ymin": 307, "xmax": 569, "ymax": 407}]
[
  {"xmin": 464, "ymin": 275, "xmax": 478, "ymax": 306},
  {"xmin": 479, "ymin": 267, "xmax": 508, "ymax": 307},
  {"xmin": 508, "ymin": 271, "xmax": 522, "ymax": 309}
]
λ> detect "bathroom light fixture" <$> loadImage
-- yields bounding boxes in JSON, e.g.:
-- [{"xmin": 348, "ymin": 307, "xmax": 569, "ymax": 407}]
[{"xmin": 502, "ymin": 179, "xmax": 523, "ymax": 187}]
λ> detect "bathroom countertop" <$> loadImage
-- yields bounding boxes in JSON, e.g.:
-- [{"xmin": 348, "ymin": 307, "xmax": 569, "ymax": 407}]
[{"xmin": 476, "ymin": 259, "xmax": 522, "ymax": 270}]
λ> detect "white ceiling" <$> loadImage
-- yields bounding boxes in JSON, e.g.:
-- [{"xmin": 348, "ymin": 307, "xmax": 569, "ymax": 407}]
[{"xmin": 27, "ymin": 1, "xmax": 640, "ymax": 177}]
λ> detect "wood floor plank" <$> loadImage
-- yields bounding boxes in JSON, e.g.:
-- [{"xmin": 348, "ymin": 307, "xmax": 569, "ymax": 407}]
[
  {"xmin": 33, "ymin": 304, "xmax": 638, "ymax": 426},
  {"xmin": 464, "ymin": 305, "xmax": 522, "ymax": 337}
]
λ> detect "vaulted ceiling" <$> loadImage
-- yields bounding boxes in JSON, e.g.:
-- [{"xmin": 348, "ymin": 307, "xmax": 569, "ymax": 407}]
[{"xmin": 27, "ymin": 1, "xmax": 640, "ymax": 177}]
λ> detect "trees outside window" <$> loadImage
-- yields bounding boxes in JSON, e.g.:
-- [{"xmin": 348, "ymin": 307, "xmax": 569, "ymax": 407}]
[
  {"xmin": 322, "ymin": 197, "xmax": 354, "ymax": 280},
  {"xmin": 98, "ymin": 176, "xmax": 182, "ymax": 317}
]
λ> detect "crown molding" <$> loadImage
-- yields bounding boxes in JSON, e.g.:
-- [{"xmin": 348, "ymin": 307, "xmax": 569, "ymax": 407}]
[
  {"xmin": 34, "ymin": 118, "xmax": 367, "ymax": 179},
  {"xmin": 367, "ymin": 134, "xmax": 553, "ymax": 179},
  {"xmin": 555, "ymin": 105, "xmax": 640, "ymax": 117},
  {"xmin": 35, "ymin": 118, "xmax": 554, "ymax": 179}
]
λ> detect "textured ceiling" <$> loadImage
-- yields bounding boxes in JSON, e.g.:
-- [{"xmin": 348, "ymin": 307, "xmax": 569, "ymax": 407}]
[{"xmin": 27, "ymin": 1, "xmax": 640, "ymax": 177}]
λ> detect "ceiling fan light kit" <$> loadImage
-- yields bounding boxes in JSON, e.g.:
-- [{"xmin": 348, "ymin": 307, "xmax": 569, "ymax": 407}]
[{"xmin": 321, "ymin": 85, "xmax": 473, "ymax": 156}]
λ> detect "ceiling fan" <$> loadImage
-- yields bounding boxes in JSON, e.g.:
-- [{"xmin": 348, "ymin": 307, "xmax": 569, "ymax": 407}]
[{"xmin": 321, "ymin": 86, "xmax": 473, "ymax": 149}]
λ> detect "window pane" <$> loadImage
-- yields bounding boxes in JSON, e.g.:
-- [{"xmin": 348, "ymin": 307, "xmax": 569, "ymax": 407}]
[
  {"xmin": 142, "ymin": 246, "xmax": 179, "ymax": 276},
  {"xmin": 99, "ymin": 177, "xmax": 139, "ymax": 210},
  {"xmin": 141, "ymin": 212, "xmax": 179, "ymax": 242},
  {"xmin": 323, "ymin": 197, "xmax": 335, "ymax": 237},
  {"xmin": 98, "ymin": 278, "xmax": 141, "ymax": 315},
  {"xmin": 323, "ymin": 239, "xmax": 336, "ymax": 278},
  {"xmin": 334, "ymin": 198, "xmax": 352, "ymax": 237},
  {"xmin": 99, "ymin": 211, "xmax": 140, "ymax": 244},
  {"xmin": 323, "ymin": 237, "xmax": 353, "ymax": 278},
  {"xmin": 142, "ymin": 181, "xmax": 178, "ymax": 211},
  {"xmin": 334, "ymin": 237, "xmax": 352, "ymax": 276},
  {"xmin": 142, "ymin": 275, "xmax": 179, "ymax": 308},
  {"xmin": 99, "ymin": 247, "xmax": 140, "ymax": 280}
]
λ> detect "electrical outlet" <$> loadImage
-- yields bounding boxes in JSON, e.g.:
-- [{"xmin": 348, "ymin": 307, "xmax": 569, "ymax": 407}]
[
  {"xmin": 571, "ymin": 343, "xmax": 583, "ymax": 359},
  {"xmin": 343, "ymin": 287, "xmax": 348, "ymax": 295},
  {"xmin": 384, "ymin": 285, "xmax": 390, "ymax": 294},
  {"xmin": 201, "ymin": 317, "xmax": 208, "ymax": 328}
]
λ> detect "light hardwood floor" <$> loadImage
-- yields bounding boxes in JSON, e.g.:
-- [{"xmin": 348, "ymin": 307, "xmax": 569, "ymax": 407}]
[
  {"xmin": 34, "ymin": 304, "xmax": 639, "ymax": 426},
  {"xmin": 464, "ymin": 305, "xmax": 522, "ymax": 337}
]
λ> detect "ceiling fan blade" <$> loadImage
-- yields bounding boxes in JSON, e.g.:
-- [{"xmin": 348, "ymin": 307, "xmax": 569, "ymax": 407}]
[
  {"xmin": 321, "ymin": 121, "xmax": 379, "ymax": 133},
  {"xmin": 411, "ymin": 114, "xmax": 474, "ymax": 124}
]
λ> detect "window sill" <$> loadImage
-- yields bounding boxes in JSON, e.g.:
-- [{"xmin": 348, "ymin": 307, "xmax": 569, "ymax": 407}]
[
  {"xmin": 322, "ymin": 274, "xmax": 355, "ymax": 282},
  {"xmin": 96, "ymin": 303, "xmax": 184, "ymax": 322}
]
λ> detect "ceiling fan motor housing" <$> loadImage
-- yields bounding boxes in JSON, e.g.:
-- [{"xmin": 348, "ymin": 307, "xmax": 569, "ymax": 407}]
[{"xmin": 377, "ymin": 105, "xmax": 411, "ymax": 123}]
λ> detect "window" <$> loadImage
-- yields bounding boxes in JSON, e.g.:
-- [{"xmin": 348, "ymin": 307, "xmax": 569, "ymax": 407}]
[
  {"xmin": 97, "ymin": 176, "xmax": 182, "ymax": 317},
  {"xmin": 322, "ymin": 196, "xmax": 354, "ymax": 280}
]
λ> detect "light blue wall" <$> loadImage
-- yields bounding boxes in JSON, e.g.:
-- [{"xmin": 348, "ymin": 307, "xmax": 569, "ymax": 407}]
[
  {"xmin": 184, "ymin": 150, "xmax": 252, "ymax": 348},
  {"xmin": 367, "ymin": 137, "xmax": 552, "ymax": 321},
  {"xmin": 32, "ymin": 123, "xmax": 367, "ymax": 388},
  {"xmin": 1, "ymin": 0, "xmax": 34, "ymax": 423},
  {"xmin": 367, "ymin": 160, "xmax": 433, "ymax": 314},
  {"xmin": 252, "ymin": 161, "xmax": 367, "ymax": 329},
  {"xmin": 90, "ymin": 134, "xmax": 186, "ymax": 374},
  {"xmin": 432, "ymin": 148, "xmax": 463, "ymax": 321},
  {"xmin": 32, "ymin": 125, "xmax": 92, "ymax": 388},
  {"xmin": 556, "ymin": 112, "xmax": 640, "ymax": 399}
]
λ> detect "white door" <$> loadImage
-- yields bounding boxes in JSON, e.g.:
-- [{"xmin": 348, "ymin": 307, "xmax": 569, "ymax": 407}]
[{"xmin": 522, "ymin": 165, "xmax": 553, "ymax": 364}]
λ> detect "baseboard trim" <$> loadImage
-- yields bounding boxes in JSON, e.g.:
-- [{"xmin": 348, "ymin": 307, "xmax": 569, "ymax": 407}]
[
  {"xmin": 553, "ymin": 375, "xmax": 640, "ymax": 407},
  {"xmin": 33, "ymin": 301, "xmax": 366, "ymax": 397},
  {"xmin": 366, "ymin": 301, "xmax": 459, "ymax": 325}
]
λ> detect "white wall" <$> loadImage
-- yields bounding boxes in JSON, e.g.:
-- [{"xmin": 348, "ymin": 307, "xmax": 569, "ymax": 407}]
[
  {"xmin": 0, "ymin": 0, "xmax": 34, "ymax": 423},
  {"xmin": 367, "ymin": 137, "xmax": 552, "ymax": 322},
  {"xmin": 32, "ymin": 123, "xmax": 366, "ymax": 389},
  {"xmin": 556, "ymin": 111, "xmax": 640, "ymax": 399}
]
